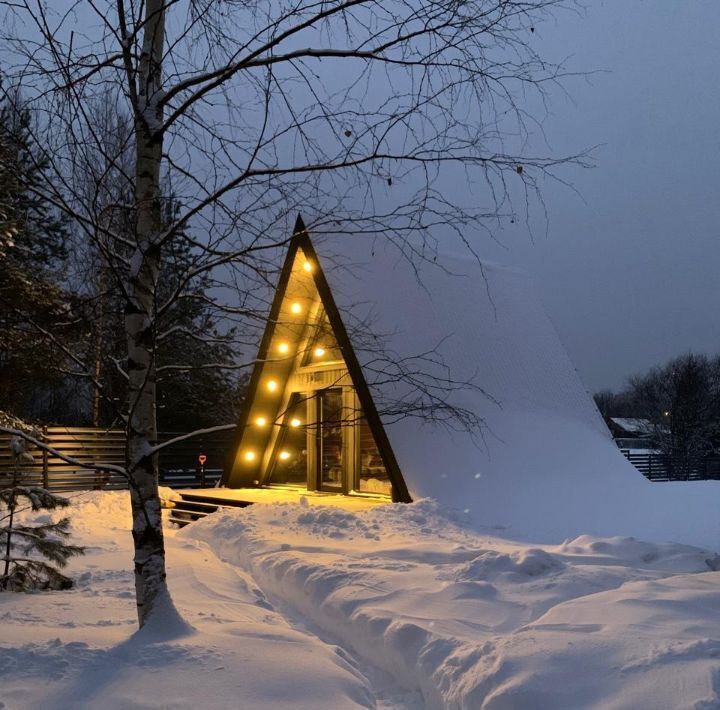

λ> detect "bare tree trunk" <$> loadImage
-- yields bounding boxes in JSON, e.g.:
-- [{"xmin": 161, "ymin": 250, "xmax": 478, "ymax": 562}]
[
  {"xmin": 92, "ymin": 286, "xmax": 104, "ymax": 427},
  {"xmin": 126, "ymin": 0, "xmax": 168, "ymax": 628}
]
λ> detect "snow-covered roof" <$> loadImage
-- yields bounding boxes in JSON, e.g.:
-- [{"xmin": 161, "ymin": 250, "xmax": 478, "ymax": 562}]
[
  {"xmin": 226, "ymin": 225, "xmax": 720, "ymax": 546},
  {"xmin": 609, "ymin": 417, "xmax": 654, "ymax": 436},
  {"xmin": 312, "ymin": 233, "xmax": 607, "ymax": 487},
  {"xmin": 307, "ymin": 231, "xmax": 720, "ymax": 544}
]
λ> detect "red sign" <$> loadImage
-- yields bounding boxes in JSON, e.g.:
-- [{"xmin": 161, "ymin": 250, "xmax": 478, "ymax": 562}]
[{"xmin": 198, "ymin": 454, "xmax": 207, "ymax": 466}]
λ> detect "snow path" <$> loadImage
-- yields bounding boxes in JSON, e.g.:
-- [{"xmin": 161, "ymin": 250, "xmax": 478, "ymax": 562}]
[
  {"xmin": 0, "ymin": 492, "xmax": 390, "ymax": 709},
  {"xmin": 185, "ymin": 499, "xmax": 720, "ymax": 710},
  {"xmin": 252, "ymin": 577, "xmax": 425, "ymax": 710}
]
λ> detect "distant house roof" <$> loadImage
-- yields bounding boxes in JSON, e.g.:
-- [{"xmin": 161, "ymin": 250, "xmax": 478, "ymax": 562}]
[{"xmin": 609, "ymin": 418, "xmax": 654, "ymax": 437}]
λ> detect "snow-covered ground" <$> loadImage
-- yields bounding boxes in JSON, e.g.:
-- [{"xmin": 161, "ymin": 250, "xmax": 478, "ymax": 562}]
[{"xmin": 2, "ymin": 492, "xmax": 720, "ymax": 709}]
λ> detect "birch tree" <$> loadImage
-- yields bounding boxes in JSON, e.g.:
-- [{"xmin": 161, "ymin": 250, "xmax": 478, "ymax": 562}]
[{"xmin": 0, "ymin": 0, "xmax": 585, "ymax": 628}]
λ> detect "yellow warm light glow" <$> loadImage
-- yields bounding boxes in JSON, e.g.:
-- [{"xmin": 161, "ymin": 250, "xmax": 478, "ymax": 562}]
[
  {"xmin": 303, "ymin": 261, "xmax": 313, "ymax": 273},
  {"xmin": 290, "ymin": 418, "xmax": 302, "ymax": 428},
  {"xmin": 290, "ymin": 302, "xmax": 302, "ymax": 314},
  {"xmin": 279, "ymin": 450, "xmax": 291, "ymax": 460},
  {"xmin": 267, "ymin": 379, "xmax": 278, "ymax": 392},
  {"xmin": 277, "ymin": 342, "xmax": 290, "ymax": 354},
  {"xmin": 255, "ymin": 416, "xmax": 267, "ymax": 427},
  {"xmin": 314, "ymin": 346, "xmax": 326, "ymax": 357},
  {"xmin": 243, "ymin": 450, "xmax": 256, "ymax": 462}
]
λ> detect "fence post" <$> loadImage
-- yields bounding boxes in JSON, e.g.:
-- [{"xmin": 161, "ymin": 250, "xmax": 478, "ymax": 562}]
[
  {"xmin": 42, "ymin": 426, "xmax": 49, "ymax": 489},
  {"xmin": 195, "ymin": 460, "xmax": 206, "ymax": 488}
]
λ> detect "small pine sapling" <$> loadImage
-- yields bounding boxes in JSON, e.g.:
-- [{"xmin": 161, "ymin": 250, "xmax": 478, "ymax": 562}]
[{"xmin": 1, "ymin": 436, "xmax": 85, "ymax": 591}]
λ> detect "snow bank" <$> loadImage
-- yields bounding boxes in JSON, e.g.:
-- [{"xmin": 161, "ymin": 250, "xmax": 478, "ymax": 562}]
[{"xmin": 186, "ymin": 500, "xmax": 720, "ymax": 709}]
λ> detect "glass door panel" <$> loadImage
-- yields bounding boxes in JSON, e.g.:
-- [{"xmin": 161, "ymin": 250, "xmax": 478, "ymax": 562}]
[
  {"xmin": 357, "ymin": 416, "xmax": 391, "ymax": 496},
  {"xmin": 318, "ymin": 388, "xmax": 344, "ymax": 490}
]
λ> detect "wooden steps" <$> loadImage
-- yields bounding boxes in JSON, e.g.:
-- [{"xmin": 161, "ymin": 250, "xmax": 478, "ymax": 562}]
[
  {"xmin": 167, "ymin": 491, "xmax": 252, "ymax": 528},
  {"xmin": 167, "ymin": 486, "xmax": 390, "ymax": 527}
]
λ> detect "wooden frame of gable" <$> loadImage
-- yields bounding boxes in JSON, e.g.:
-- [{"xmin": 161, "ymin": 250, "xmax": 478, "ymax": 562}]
[{"xmin": 222, "ymin": 216, "xmax": 411, "ymax": 503}]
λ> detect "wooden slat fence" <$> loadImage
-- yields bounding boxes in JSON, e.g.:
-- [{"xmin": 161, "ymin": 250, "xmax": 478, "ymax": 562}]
[
  {"xmin": 622, "ymin": 450, "xmax": 720, "ymax": 482},
  {"xmin": 0, "ymin": 427, "xmax": 233, "ymax": 492}
]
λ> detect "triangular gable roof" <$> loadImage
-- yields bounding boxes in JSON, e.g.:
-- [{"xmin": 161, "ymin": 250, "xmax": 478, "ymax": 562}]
[{"xmin": 223, "ymin": 216, "xmax": 411, "ymax": 502}]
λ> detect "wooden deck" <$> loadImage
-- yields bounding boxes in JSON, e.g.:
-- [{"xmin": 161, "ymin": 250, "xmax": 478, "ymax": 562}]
[
  {"xmin": 181, "ymin": 485, "xmax": 390, "ymax": 509},
  {"xmin": 168, "ymin": 485, "xmax": 392, "ymax": 527}
]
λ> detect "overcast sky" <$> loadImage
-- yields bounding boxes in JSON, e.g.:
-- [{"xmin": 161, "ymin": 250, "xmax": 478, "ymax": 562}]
[{"xmin": 474, "ymin": 1, "xmax": 720, "ymax": 393}]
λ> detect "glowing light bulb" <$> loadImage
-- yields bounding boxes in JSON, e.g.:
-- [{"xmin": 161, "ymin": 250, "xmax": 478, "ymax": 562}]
[
  {"xmin": 290, "ymin": 302, "xmax": 302, "ymax": 314},
  {"xmin": 255, "ymin": 416, "xmax": 267, "ymax": 427},
  {"xmin": 243, "ymin": 450, "xmax": 256, "ymax": 462},
  {"xmin": 290, "ymin": 418, "xmax": 301, "ymax": 428},
  {"xmin": 303, "ymin": 261, "xmax": 312, "ymax": 273},
  {"xmin": 314, "ymin": 346, "xmax": 326, "ymax": 357},
  {"xmin": 279, "ymin": 450, "xmax": 291, "ymax": 460},
  {"xmin": 277, "ymin": 342, "xmax": 290, "ymax": 354},
  {"xmin": 267, "ymin": 379, "xmax": 278, "ymax": 392}
]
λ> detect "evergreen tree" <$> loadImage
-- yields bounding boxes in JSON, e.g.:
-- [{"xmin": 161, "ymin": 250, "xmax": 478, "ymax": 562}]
[
  {"xmin": 1, "ymin": 437, "xmax": 84, "ymax": 591},
  {"xmin": 0, "ymin": 123, "xmax": 17, "ymax": 255},
  {"xmin": 1, "ymin": 87, "xmax": 242, "ymax": 429},
  {"xmin": 0, "ymin": 87, "xmax": 72, "ymax": 419},
  {"xmin": 154, "ymin": 199, "xmax": 244, "ymax": 431}
]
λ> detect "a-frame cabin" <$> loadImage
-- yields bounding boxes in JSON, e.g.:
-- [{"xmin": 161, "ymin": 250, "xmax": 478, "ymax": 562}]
[
  {"xmin": 173, "ymin": 215, "xmax": 647, "ymax": 540},
  {"xmin": 221, "ymin": 217, "xmax": 412, "ymax": 504},
  {"xmin": 171, "ymin": 220, "xmax": 720, "ymax": 548}
]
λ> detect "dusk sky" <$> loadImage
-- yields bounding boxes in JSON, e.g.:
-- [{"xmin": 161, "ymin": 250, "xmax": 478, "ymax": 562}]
[{"xmin": 475, "ymin": 1, "xmax": 720, "ymax": 392}]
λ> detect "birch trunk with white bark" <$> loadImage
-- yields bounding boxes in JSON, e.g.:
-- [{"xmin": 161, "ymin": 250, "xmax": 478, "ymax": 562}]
[{"xmin": 126, "ymin": 0, "xmax": 168, "ymax": 628}]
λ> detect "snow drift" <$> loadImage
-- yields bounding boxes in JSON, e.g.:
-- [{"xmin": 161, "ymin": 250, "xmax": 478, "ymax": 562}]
[{"xmin": 186, "ymin": 498, "xmax": 720, "ymax": 710}]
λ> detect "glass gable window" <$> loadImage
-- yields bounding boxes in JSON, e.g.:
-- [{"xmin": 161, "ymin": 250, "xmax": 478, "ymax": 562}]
[{"xmin": 302, "ymin": 310, "xmax": 343, "ymax": 366}]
